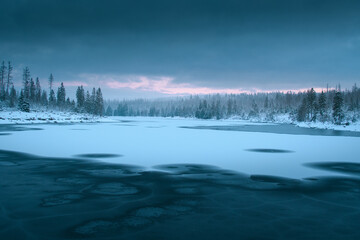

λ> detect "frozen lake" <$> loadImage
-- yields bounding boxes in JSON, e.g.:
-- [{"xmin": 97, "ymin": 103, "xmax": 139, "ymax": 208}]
[
  {"xmin": 1, "ymin": 117, "xmax": 360, "ymax": 239},
  {"xmin": 1, "ymin": 117, "xmax": 360, "ymax": 178}
]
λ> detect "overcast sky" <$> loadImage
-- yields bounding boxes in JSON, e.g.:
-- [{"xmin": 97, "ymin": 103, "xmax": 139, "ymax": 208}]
[{"xmin": 1, "ymin": 0, "xmax": 360, "ymax": 98}]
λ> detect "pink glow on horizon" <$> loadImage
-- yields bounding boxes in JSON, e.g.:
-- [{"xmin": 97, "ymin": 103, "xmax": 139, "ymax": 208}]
[{"xmin": 81, "ymin": 74, "xmax": 333, "ymax": 95}]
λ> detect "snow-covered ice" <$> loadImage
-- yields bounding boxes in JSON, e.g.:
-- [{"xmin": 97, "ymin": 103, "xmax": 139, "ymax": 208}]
[{"xmin": 1, "ymin": 116, "xmax": 359, "ymax": 179}]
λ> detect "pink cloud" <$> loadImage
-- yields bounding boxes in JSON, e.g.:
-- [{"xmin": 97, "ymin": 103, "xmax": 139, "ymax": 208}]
[
  {"xmin": 62, "ymin": 81, "xmax": 89, "ymax": 87},
  {"xmin": 104, "ymin": 76, "xmax": 251, "ymax": 95},
  {"xmin": 80, "ymin": 74, "xmax": 332, "ymax": 95}
]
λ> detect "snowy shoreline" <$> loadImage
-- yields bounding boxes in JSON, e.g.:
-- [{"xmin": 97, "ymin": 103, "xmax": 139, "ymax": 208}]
[
  {"xmin": 1, "ymin": 110, "xmax": 360, "ymax": 132},
  {"xmin": 266, "ymin": 114, "xmax": 360, "ymax": 132},
  {"xmin": 0, "ymin": 110, "xmax": 114, "ymax": 124}
]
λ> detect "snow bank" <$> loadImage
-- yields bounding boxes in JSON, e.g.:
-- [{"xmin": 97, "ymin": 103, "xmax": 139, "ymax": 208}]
[
  {"xmin": 295, "ymin": 121, "xmax": 360, "ymax": 132},
  {"xmin": 2, "ymin": 109, "xmax": 360, "ymax": 132},
  {"xmin": 258, "ymin": 113, "xmax": 360, "ymax": 132},
  {"xmin": 0, "ymin": 110, "xmax": 114, "ymax": 124}
]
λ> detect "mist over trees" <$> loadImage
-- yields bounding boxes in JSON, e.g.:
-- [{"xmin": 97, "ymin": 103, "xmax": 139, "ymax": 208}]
[
  {"xmin": 105, "ymin": 85, "xmax": 360, "ymax": 125},
  {"xmin": 0, "ymin": 61, "xmax": 104, "ymax": 115}
]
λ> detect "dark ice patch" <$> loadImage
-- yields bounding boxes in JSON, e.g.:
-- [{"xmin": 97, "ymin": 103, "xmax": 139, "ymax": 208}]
[
  {"xmin": 305, "ymin": 162, "xmax": 360, "ymax": 176},
  {"xmin": 81, "ymin": 166, "xmax": 141, "ymax": 177},
  {"xmin": 134, "ymin": 207, "xmax": 166, "ymax": 218},
  {"xmin": 0, "ymin": 133, "xmax": 11, "ymax": 136},
  {"xmin": 250, "ymin": 175, "xmax": 301, "ymax": 185},
  {"xmin": 246, "ymin": 148, "xmax": 294, "ymax": 153},
  {"xmin": 0, "ymin": 161, "xmax": 17, "ymax": 166},
  {"xmin": 91, "ymin": 183, "xmax": 139, "ymax": 195},
  {"xmin": 122, "ymin": 216, "xmax": 152, "ymax": 228},
  {"xmin": 75, "ymin": 220, "xmax": 120, "ymax": 235},
  {"xmin": 41, "ymin": 194, "xmax": 83, "ymax": 207},
  {"xmin": 154, "ymin": 163, "xmax": 221, "ymax": 174},
  {"xmin": 180, "ymin": 124, "xmax": 360, "ymax": 137},
  {"xmin": 75, "ymin": 153, "xmax": 122, "ymax": 158},
  {"xmin": 0, "ymin": 124, "xmax": 43, "ymax": 132}
]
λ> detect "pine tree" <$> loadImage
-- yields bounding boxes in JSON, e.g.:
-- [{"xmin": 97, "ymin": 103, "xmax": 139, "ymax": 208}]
[
  {"xmin": 297, "ymin": 98, "xmax": 307, "ymax": 122},
  {"xmin": 76, "ymin": 86, "xmax": 85, "ymax": 110},
  {"xmin": 84, "ymin": 91, "xmax": 92, "ymax": 113},
  {"xmin": 29, "ymin": 78, "xmax": 36, "ymax": 102},
  {"xmin": 49, "ymin": 74, "xmax": 54, "ymax": 92},
  {"xmin": 306, "ymin": 88, "xmax": 317, "ymax": 121},
  {"xmin": 227, "ymin": 99, "xmax": 233, "ymax": 116},
  {"xmin": 66, "ymin": 97, "xmax": 71, "ymax": 109},
  {"xmin": 71, "ymin": 100, "xmax": 76, "ymax": 110},
  {"xmin": 105, "ymin": 106, "xmax": 113, "ymax": 116},
  {"xmin": 41, "ymin": 90, "xmax": 48, "ymax": 106},
  {"xmin": 35, "ymin": 78, "xmax": 41, "ymax": 104},
  {"xmin": 0, "ymin": 61, "xmax": 6, "ymax": 101},
  {"xmin": 57, "ymin": 82, "xmax": 66, "ymax": 108},
  {"xmin": 22, "ymin": 67, "xmax": 31, "ymax": 100},
  {"xmin": 249, "ymin": 100, "xmax": 259, "ymax": 118},
  {"xmin": 18, "ymin": 90, "xmax": 30, "ymax": 112},
  {"xmin": 332, "ymin": 91, "xmax": 344, "ymax": 125},
  {"xmin": 264, "ymin": 95, "xmax": 269, "ymax": 109},
  {"xmin": 49, "ymin": 89, "xmax": 56, "ymax": 107},
  {"xmin": 9, "ymin": 86, "xmax": 17, "ymax": 107},
  {"xmin": 95, "ymin": 88, "xmax": 104, "ymax": 116},
  {"xmin": 90, "ymin": 88, "xmax": 96, "ymax": 114},
  {"xmin": 6, "ymin": 61, "xmax": 13, "ymax": 98},
  {"xmin": 318, "ymin": 91, "xmax": 327, "ymax": 122}
]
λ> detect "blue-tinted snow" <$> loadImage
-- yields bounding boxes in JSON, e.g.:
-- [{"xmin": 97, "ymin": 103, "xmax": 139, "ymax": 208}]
[{"xmin": 1, "ymin": 117, "xmax": 359, "ymax": 178}]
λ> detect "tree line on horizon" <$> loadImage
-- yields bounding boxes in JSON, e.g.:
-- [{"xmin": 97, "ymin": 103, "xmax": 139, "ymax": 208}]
[
  {"xmin": 2, "ymin": 61, "xmax": 359, "ymax": 125},
  {"xmin": 104, "ymin": 85, "xmax": 360, "ymax": 125},
  {"xmin": 0, "ymin": 61, "xmax": 104, "ymax": 115}
]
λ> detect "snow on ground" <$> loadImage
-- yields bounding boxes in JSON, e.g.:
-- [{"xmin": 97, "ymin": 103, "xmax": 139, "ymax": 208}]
[
  {"xmin": 295, "ymin": 121, "xmax": 360, "ymax": 132},
  {"xmin": 1, "ymin": 109, "xmax": 360, "ymax": 132},
  {"xmin": 249, "ymin": 113, "xmax": 360, "ymax": 132},
  {"xmin": 0, "ymin": 110, "xmax": 115, "ymax": 124}
]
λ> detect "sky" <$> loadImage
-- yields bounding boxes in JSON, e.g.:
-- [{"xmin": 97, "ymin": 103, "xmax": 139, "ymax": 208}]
[{"xmin": 1, "ymin": 0, "xmax": 360, "ymax": 99}]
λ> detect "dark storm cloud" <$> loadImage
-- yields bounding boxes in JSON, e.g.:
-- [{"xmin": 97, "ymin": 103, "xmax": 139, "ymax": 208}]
[{"xmin": 1, "ymin": 0, "xmax": 360, "ymax": 93}]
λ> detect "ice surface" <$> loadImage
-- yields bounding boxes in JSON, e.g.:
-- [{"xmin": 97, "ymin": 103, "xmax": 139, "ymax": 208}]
[{"xmin": 1, "ymin": 116, "xmax": 359, "ymax": 178}]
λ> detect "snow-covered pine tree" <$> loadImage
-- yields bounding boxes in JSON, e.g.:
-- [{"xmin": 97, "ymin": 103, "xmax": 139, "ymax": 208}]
[
  {"xmin": 9, "ymin": 85, "xmax": 17, "ymax": 108},
  {"xmin": 6, "ymin": 61, "xmax": 13, "ymax": 98},
  {"xmin": 48, "ymin": 74, "xmax": 54, "ymax": 92},
  {"xmin": 35, "ymin": 78, "xmax": 41, "ymax": 104},
  {"xmin": 57, "ymin": 82, "xmax": 66, "ymax": 108},
  {"xmin": 29, "ymin": 78, "xmax": 36, "ymax": 103},
  {"xmin": 48, "ymin": 89, "xmax": 56, "ymax": 107},
  {"xmin": 105, "ymin": 105, "xmax": 113, "ymax": 116},
  {"xmin": 18, "ymin": 90, "xmax": 30, "ymax": 112},
  {"xmin": 297, "ymin": 98, "xmax": 307, "ymax": 122},
  {"xmin": 318, "ymin": 91, "xmax": 327, "ymax": 122},
  {"xmin": 90, "ymin": 88, "xmax": 96, "ymax": 114},
  {"xmin": 0, "ymin": 61, "xmax": 6, "ymax": 101},
  {"xmin": 306, "ymin": 88, "xmax": 317, "ymax": 121},
  {"xmin": 95, "ymin": 88, "xmax": 104, "ymax": 116},
  {"xmin": 22, "ymin": 67, "xmax": 31, "ymax": 100},
  {"xmin": 76, "ymin": 86, "xmax": 85, "ymax": 110},
  {"xmin": 84, "ymin": 90, "xmax": 92, "ymax": 113},
  {"xmin": 332, "ymin": 91, "xmax": 344, "ymax": 125},
  {"xmin": 41, "ymin": 90, "xmax": 48, "ymax": 106}
]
